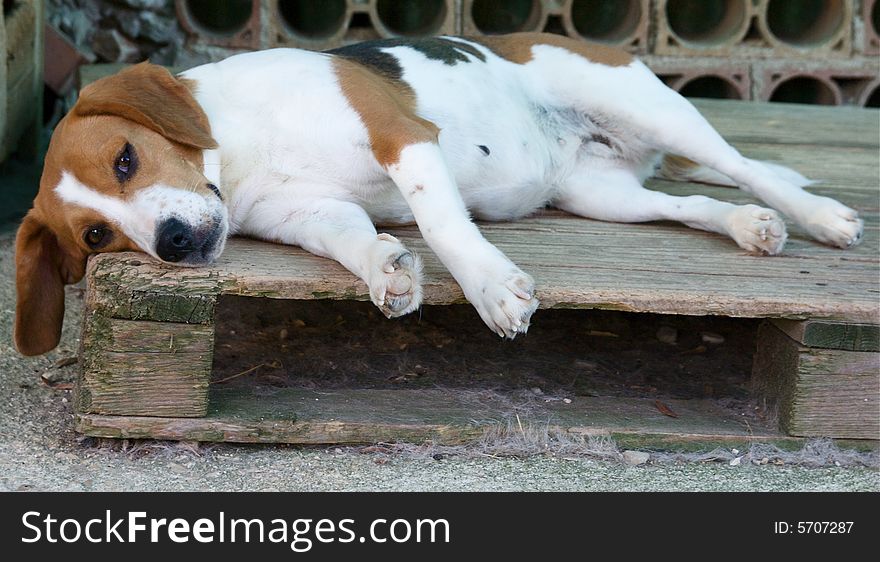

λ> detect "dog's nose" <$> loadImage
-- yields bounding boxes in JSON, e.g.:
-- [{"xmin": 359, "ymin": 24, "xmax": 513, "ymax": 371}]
[{"xmin": 156, "ymin": 218, "xmax": 195, "ymax": 262}]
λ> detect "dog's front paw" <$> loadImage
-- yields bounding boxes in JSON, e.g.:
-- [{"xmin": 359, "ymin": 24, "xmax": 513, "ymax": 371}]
[
  {"xmin": 465, "ymin": 267, "xmax": 539, "ymax": 339},
  {"xmin": 800, "ymin": 199, "xmax": 863, "ymax": 249},
  {"xmin": 368, "ymin": 234, "xmax": 423, "ymax": 318},
  {"xmin": 726, "ymin": 204, "xmax": 787, "ymax": 255}
]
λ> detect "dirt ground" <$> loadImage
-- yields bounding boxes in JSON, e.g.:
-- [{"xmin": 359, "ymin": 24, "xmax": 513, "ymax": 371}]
[
  {"xmin": 213, "ymin": 296, "xmax": 759, "ymax": 400},
  {"xmin": 0, "ymin": 229, "xmax": 877, "ymax": 492}
]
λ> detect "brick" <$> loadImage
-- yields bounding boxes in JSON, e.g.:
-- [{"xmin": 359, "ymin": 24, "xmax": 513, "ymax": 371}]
[
  {"xmin": 559, "ymin": 0, "xmax": 649, "ymax": 53},
  {"xmin": 174, "ymin": 0, "xmax": 261, "ymax": 50},
  {"xmin": 863, "ymin": 0, "xmax": 880, "ymax": 55},
  {"xmin": 655, "ymin": 0, "xmax": 853, "ymax": 59},
  {"xmin": 368, "ymin": 0, "xmax": 456, "ymax": 38},
  {"xmin": 755, "ymin": 0, "xmax": 853, "ymax": 58},
  {"xmin": 462, "ymin": 0, "xmax": 648, "ymax": 53},
  {"xmin": 270, "ymin": 0, "xmax": 456, "ymax": 50},
  {"xmin": 754, "ymin": 58, "xmax": 879, "ymax": 106},
  {"xmin": 857, "ymin": 77, "xmax": 879, "ymax": 107},
  {"xmin": 462, "ymin": 0, "xmax": 550, "ymax": 35},
  {"xmin": 654, "ymin": 0, "xmax": 755, "ymax": 57},
  {"xmin": 268, "ymin": 0, "xmax": 354, "ymax": 50},
  {"xmin": 642, "ymin": 56, "xmax": 751, "ymax": 100},
  {"xmin": 44, "ymin": 24, "xmax": 92, "ymax": 95}
]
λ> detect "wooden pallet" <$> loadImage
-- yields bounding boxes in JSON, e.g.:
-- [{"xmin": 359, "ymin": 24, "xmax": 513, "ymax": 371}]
[{"xmin": 74, "ymin": 99, "xmax": 880, "ymax": 448}]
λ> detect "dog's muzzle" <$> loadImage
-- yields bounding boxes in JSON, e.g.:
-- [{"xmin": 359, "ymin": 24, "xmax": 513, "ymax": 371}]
[{"xmin": 155, "ymin": 216, "xmax": 225, "ymax": 265}]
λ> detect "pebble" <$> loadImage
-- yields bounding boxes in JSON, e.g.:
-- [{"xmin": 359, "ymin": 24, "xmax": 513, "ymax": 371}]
[
  {"xmin": 563, "ymin": 398, "xmax": 572, "ymax": 404},
  {"xmin": 730, "ymin": 456, "xmax": 742, "ymax": 466},
  {"xmin": 622, "ymin": 450, "xmax": 650, "ymax": 466},
  {"xmin": 701, "ymin": 332, "xmax": 725, "ymax": 345},
  {"xmin": 530, "ymin": 387, "xmax": 543, "ymax": 396},
  {"xmin": 278, "ymin": 328, "xmax": 288, "ymax": 341},
  {"xmin": 656, "ymin": 326, "xmax": 678, "ymax": 345}
]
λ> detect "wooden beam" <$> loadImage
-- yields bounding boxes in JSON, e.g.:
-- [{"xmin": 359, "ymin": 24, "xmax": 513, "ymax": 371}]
[
  {"xmin": 74, "ymin": 387, "xmax": 810, "ymax": 451},
  {"xmin": 753, "ymin": 322, "xmax": 880, "ymax": 439},
  {"xmin": 771, "ymin": 319, "xmax": 880, "ymax": 352},
  {"xmin": 77, "ymin": 317, "xmax": 214, "ymax": 417}
]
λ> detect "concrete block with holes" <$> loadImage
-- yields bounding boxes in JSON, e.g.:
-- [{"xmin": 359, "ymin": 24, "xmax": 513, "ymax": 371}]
[
  {"xmin": 268, "ymin": 0, "xmax": 457, "ymax": 50},
  {"xmin": 861, "ymin": 0, "xmax": 880, "ymax": 55},
  {"xmin": 462, "ymin": 0, "xmax": 649, "ymax": 53},
  {"xmin": 643, "ymin": 56, "xmax": 751, "ymax": 100},
  {"xmin": 754, "ymin": 58, "xmax": 880, "ymax": 106},
  {"xmin": 175, "ymin": 0, "xmax": 262, "ymax": 50},
  {"xmin": 655, "ymin": 0, "xmax": 853, "ymax": 59}
]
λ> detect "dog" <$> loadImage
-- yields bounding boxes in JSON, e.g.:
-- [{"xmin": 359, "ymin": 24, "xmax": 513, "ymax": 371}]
[{"xmin": 14, "ymin": 33, "xmax": 864, "ymax": 356}]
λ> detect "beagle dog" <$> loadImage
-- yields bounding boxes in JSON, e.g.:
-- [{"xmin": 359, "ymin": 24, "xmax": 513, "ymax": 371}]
[{"xmin": 14, "ymin": 33, "xmax": 864, "ymax": 355}]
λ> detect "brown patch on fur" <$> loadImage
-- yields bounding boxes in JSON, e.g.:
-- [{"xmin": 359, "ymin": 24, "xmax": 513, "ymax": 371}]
[
  {"xmin": 15, "ymin": 63, "xmax": 219, "ymax": 355},
  {"xmin": 473, "ymin": 32, "xmax": 633, "ymax": 67},
  {"xmin": 14, "ymin": 211, "xmax": 86, "ymax": 356},
  {"xmin": 660, "ymin": 154, "xmax": 701, "ymax": 179},
  {"xmin": 76, "ymin": 63, "xmax": 217, "ymax": 151},
  {"xmin": 333, "ymin": 57, "xmax": 440, "ymax": 168}
]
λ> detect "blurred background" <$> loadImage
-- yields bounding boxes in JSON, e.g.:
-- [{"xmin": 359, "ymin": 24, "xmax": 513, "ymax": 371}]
[{"xmin": 1, "ymin": 0, "xmax": 879, "ymax": 228}]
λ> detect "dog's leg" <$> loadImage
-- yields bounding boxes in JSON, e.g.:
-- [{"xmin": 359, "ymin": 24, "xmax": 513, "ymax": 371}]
[
  {"xmin": 634, "ymin": 101, "xmax": 863, "ymax": 249},
  {"xmin": 534, "ymin": 57, "xmax": 862, "ymax": 248},
  {"xmin": 241, "ymin": 195, "xmax": 422, "ymax": 318},
  {"xmin": 387, "ymin": 142, "xmax": 539, "ymax": 338},
  {"xmin": 555, "ymin": 166, "xmax": 787, "ymax": 254}
]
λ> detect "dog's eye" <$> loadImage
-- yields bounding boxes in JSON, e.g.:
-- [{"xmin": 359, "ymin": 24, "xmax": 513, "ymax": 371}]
[
  {"xmin": 83, "ymin": 226, "xmax": 112, "ymax": 249},
  {"xmin": 114, "ymin": 143, "xmax": 137, "ymax": 181}
]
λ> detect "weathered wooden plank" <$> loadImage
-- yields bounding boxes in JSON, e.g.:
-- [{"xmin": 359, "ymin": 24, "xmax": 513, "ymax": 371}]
[
  {"xmin": 771, "ymin": 320, "xmax": 880, "ymax": 352},
  {"xmin": 752, "ymin": 322, "xmax": 880, "ymax": 439},
  {"xmin": 0, "ymin": 7, "xmax": 6, "ymax": 162},
  {"xmin": 785, "ymin": 373, "xmax": 879, "ymax": 439},
  {"xmin": 77, "ymin": 316, "xmax": 214, "ymax": 417},
  {"xmin": 74, "ymin": 387, "xmax": 799, "ymax": 450},
  {"xmin": 724, "ymin": 143, "xmax": 880, "ymax": 190},
  {"xmin": 799, "ymin": 347, "xmax": 880, "ymax": 376},
  {"xmin": 86, "ymin": 215, "xmax": 879, "ymax": 323},
  {"xmin": 95, "ymin": 318, "xmax": 215, "ymax": 353},
  {"xmin": 2, "ymin": 0, "xmax": 43, "ymax": 161},
  {"xmin": 691, "ymin": 99, "xmax": 880, "ymax": 149},
  {"xmin": 85, "ymin": 254, "xmax": 218, "ymax": 322}
]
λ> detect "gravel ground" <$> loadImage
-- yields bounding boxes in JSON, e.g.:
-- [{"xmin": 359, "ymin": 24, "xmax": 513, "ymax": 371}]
[{"xmin": 0, "ymin": 230, "xmax": 877, "ymax": 492}]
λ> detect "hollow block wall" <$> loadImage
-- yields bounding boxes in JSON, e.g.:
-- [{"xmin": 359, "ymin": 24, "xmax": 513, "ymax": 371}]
[{"xmin": 48, "ymin": 1, "xmax": 880, "ymax": 107}]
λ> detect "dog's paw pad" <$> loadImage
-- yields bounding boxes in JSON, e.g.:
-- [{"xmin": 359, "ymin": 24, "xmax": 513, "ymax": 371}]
[
  {"xmin": 728, "ymin": 205, "xmax": 787, "ymax": 255},
  {"xmin": 470, "ymin": 270, "xmax": 539, "ymax": 339},
  {"xmin": 370, "ymin": 246, "xmax": 423, "ymax": 318}
]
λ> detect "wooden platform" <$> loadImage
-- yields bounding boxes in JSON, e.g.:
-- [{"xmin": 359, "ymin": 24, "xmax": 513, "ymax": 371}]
[{"xmin": 75, "ymin": 99, "xmax": 880, "ymax": 448}]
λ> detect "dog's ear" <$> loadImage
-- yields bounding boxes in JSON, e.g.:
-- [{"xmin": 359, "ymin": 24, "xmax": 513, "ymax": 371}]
[
  {"xmin": 74, "ymin": 62, "xmax": 217, "ymax": 150},
  {"xmin": 14, "ymin": 212, "xmax": 87, "ymax": 356}
]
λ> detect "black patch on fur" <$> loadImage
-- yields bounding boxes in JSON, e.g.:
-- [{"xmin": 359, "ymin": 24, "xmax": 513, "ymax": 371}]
[
  {"xmin": 590, "ymin": 134, "xmax": 614, "ymax": 149},
  {"xmin": 328, "ymin": 37, "xmax": 486, "ymax": 81},
  {"xmin": 478, "ymin": 145, "xmax": 490, "ymax": 155}
]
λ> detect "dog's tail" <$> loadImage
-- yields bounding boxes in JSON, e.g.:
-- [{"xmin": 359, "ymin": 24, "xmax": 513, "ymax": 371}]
[{"xmin": 657, "ymin": 154, "xmax": 814, "ymax": 188}]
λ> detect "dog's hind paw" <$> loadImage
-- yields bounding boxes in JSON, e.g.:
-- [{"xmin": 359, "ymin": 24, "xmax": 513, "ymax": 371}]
[
  {"xmin": 368, "ymin": 234, "xmax": 423, "ymax": 318},
  {"xmin": 800, "ymin": 199, "xmax": 864, "ymax": 249}
]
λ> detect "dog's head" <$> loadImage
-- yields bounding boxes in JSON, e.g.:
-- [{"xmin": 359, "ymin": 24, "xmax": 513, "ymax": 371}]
[{"xmin": 15, "ymin": 62, "xmax": 228, "ymax": 355}]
